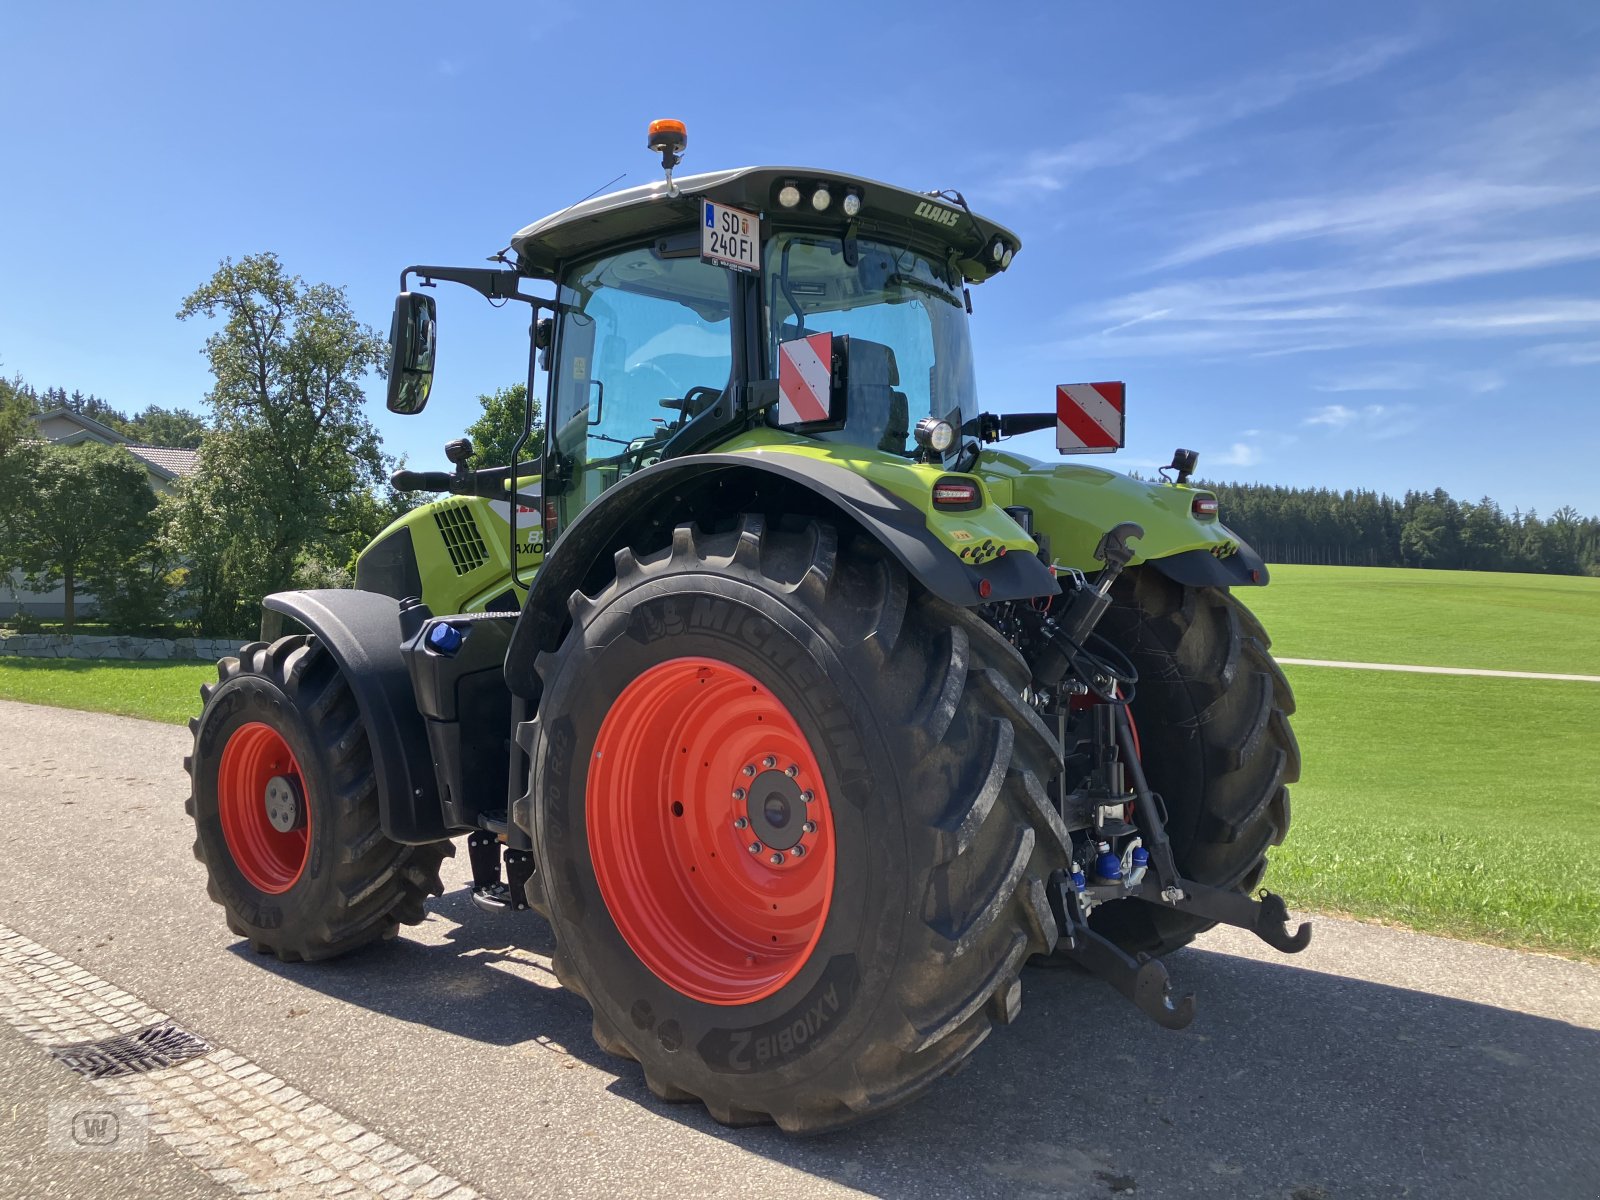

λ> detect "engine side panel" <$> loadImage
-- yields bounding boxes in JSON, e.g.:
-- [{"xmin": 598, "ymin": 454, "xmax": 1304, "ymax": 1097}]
[{"xmin": 355, "ymin": 496, "xmax": 545, "ymax": 615}]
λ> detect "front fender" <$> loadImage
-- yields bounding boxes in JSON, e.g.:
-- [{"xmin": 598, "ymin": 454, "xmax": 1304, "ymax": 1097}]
[{"xmin": 260, "ymin": 590, "xmax": 449, "ymax": 844}]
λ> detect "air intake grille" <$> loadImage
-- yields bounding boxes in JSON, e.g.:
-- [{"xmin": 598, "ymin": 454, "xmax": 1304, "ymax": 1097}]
[{"xmin": 434, "ymin": 503, "xmax": 489, "ymax": 575}]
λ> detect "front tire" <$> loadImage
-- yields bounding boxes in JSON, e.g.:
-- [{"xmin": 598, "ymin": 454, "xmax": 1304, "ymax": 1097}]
[
  {"xmin": 185, "ymin": 636, "xmax": 450, "ymax": 962},
  {"xmin": 1088, "ymin": 569, "xmax": 1300, "ymax": 956},
  {"xmin": 516, "ymin": 517, "xmax": 1070, "ymax": 1133}
]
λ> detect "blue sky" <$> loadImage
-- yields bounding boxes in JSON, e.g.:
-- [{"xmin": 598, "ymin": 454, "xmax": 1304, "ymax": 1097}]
[{"xmin": 3, "ymin": 2, "xmax": 1597, "ymax": 514}]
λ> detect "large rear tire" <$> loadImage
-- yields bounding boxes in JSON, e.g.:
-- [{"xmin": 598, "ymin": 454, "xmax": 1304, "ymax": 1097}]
[
  {"xmin": 1087, "ymin": 569, "xmax": 1300, "ymax": 956},
  {"xmin": 186, "ymin": 636, "xmax": 451, "ymax": 962},
  {"xmin": 516, "ymin": 517, "xmax": 1070, "ymax": 1133}
]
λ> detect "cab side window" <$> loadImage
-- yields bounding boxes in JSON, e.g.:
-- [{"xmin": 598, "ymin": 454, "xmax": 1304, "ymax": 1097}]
[{"xmin": 551, "ymin": 245, "xmax": 734, "ymax": 509}]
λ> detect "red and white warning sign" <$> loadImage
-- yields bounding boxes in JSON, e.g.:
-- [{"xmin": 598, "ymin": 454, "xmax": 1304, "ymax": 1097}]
[
  {"xmin": 1056, "ymin": 381, "xmax": 1125, "ymax": 453},
  {"xmin": 777, "ymin": 332, "xmax": 834, "ymax": 426}
]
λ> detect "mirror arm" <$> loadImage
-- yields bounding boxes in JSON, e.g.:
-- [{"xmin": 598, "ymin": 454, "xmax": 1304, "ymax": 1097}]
[{"xmin": 400, "ymin": 265, "xmax": 553, "ymax": 310}]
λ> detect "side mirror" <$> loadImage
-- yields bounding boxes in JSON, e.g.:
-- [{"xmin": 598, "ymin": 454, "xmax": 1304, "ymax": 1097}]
[
  {"xmin": 775, "ymin": 332, "xmax": 849, "ymax": 433},
  {"xmin": 386, "ymin": 292, "xmax": 437, "ymax": 414}
]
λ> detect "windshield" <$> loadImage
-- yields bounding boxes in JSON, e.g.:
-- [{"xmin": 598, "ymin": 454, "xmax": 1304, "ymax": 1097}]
[{"xmin": 764, "ymin": 232, "xmax": 976, "ymax": 458}]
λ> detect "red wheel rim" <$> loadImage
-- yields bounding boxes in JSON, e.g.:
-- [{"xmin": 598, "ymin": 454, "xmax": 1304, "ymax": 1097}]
[
  {"xmin": 217, "ymin": 722, "xmax": 311, "ymax": 894},
  {"xmin": 587, "ymin": 657, "xmax": 836, "ymax": 1006}
]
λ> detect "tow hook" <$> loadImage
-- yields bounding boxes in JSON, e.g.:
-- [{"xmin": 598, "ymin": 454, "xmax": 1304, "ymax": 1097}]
[{"xmin": 1046, "ymin": 701, "xmax": 1311, "ymax": 1030}]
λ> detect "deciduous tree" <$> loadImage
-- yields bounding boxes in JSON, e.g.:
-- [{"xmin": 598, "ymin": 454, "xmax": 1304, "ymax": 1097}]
[
  {"xmin": 13, "ymin": 443, "xmax": 158, "ymax": 628},
  {"xmin": 127, "ymin": 405, "xmax": 207, "ymax": 449},
  {"xmin": 464, "ymin": 383, "xmax": 543, "ymax": 469},
  {"xmin": 0, "ymin": 375, "xmax": 40, "ymax": 590},
  {"xmin": 174, "ymin": 253, "xmax": 390, "ymax": 632}
]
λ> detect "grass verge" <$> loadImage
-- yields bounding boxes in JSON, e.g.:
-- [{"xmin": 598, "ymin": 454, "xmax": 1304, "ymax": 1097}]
[
  {"xmin": 1269, "ymin": 665, "xmax": 1599, "ymax": 961},
  {"xmin": 1244, "ymin": 565, "xmax": 1600, "ymax": 675},
  {"xmin": 0, "ymin": 657, "xmax": 213, "ymax": 725}
]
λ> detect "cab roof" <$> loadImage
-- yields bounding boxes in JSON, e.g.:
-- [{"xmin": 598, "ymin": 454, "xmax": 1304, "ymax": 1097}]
[{"xmin": 509, "ymin": 166, "xmax": 1021, "ymax": 284}]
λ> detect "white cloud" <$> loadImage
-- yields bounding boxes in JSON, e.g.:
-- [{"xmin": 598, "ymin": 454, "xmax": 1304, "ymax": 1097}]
[
  {"xmin": 1211, "ymin": 441, "xmax": 1262, "ymax": 467},
  {"xmin": 1313, "ymin": 364, "xmax": 1504, "ymax": 394},
  {"xmin": 1303, "ymin": 402, "xmax": 1422, "ymax": 440},
  {"xmin": 1306, "ymin": 404, "xmax": 1361, "ymax": 428},
  {"xmin": 1043, "ymin": 72, "xmax": 1600, "ymax": 365},
  {"xmin": 997, "ymin": 35, "xmax": 1418, "ymax": 195},
  {"xmin": 1156, "ymin": 181, "xmax": 1597, "ymax": 268},
  {"xmin": 1527, "ymin": 341, "xmax": 1600, "ymax": 366},
  {"xmin": 1083, "ymin": 239, "xmax": 1600, "ymax": 348},
  {"xmin": 1052, "ymin": 296, "xmax": 1600, "ymax": 362}
]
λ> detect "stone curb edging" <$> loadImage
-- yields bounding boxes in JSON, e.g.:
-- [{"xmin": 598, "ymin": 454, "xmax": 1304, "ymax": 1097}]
[{"xmin": 0, "ymin": 633, "xmax": 245, "ymax": 662}]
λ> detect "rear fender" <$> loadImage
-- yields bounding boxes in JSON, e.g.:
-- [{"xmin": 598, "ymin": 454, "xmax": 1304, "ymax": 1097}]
[
  {"xmin": 502, "ymin": 453, "xmax": 1059, "ymax": 697},
  {"xmin": 260, "ymin": 590, "xmax": 450, "ymax": 844}
]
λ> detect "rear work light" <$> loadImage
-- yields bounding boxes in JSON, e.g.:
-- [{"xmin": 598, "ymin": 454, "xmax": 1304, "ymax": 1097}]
[
  {"xmin": 1192, "ymin": 496, "xmax": 1219, "ymax": 519},
  {"xmin": 932, "ymin": 477, "xmax": 982, "ymax": 511}
]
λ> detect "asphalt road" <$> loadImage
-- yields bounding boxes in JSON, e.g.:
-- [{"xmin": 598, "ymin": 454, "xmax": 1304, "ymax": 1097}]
[{"xmin": 2, "ymin": 699, "xmax": 1597, "ymax": 1200}]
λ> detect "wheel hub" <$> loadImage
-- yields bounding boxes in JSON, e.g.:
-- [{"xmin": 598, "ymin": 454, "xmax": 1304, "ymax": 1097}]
[
  {"xmin": 263, "ymin": 774, "xmax": 304, "ymax": 834},
  {"xmin": 743, "ymin": 767, "xmax": 810, "ymax": 853}
]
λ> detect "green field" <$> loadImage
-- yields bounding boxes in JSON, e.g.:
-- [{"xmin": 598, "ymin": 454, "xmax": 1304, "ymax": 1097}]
[
  {"xmin": 1268, "ymin": 665, "xmax": 1599, "ymax": 960},
  {"xmin": 1245, "ymin": 564, "xmax": 1600, "ymax": 675},
  {"xmin": 1234, "ymin": 566, "xmax": 1599, "ymax": 959},
  {"xmin": 0, "ymin": 658, "xmax": 214, "ymax": 725},
  {"xmin": 2, "ymin": 565, "xmax": 1597, "ymax": 958}
]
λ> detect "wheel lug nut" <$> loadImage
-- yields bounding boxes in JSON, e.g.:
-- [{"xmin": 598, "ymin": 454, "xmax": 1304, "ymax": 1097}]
[
  {"xmin": 802, "ymin": 820, "xmax": 815, "ymax": 834},
  {"xmin": 800, "ymin": 790, "xmax": 814, "ymax": 803},
  {"xmin": 763, "ymin": 755, "xmax": 777, "ymax": 769},
  {"xmin": 785, "ymin": 764, "xmax": 799, "ymax": 778},
  {"xmin": 742, "ymin": 764, "xmax": 755, "ymax": 777},
  {"xmin": 748, "ymin": 842, "xmax": 762, "ymax": 855},
  {"xmin": 733, "ymin": 817, "xmax": 748, "ymax": 830},
  {"xmin": 732, "ymin": 787, "xmax": 746, "ymax": 801},
  {"xmin": 769, "ymin": 853, "xmax": 784, "ymax": 865},
  {"xmin": 791, "ymin": 845, "xmax": 806, "ymax": 858}
]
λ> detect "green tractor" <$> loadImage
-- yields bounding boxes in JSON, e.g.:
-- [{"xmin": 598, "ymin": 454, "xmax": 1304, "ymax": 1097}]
[{"xmin": 186, "ymin": 121, "xmax": 1304, "ymax": 1133}]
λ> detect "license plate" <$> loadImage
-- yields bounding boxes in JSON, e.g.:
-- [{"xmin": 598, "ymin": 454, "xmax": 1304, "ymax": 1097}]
[{"xmin": 701, "ymin": 200, "xmax": 760, "ymax": 273}]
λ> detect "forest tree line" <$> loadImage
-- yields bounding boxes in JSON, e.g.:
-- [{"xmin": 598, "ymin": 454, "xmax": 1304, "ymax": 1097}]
[{"xmin": 1201, "ymin": 481, "xmax": 1600, "ymax": 576}]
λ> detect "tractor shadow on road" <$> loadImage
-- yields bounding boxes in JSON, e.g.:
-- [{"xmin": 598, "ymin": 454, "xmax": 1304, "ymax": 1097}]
[
  {"xmin": 239, "ymin": 887, "xmax": 1600, "ymax": 1199},
  {"xmin": 230, "ymin": 884, "xmax": 598, "ymax": 1052}
]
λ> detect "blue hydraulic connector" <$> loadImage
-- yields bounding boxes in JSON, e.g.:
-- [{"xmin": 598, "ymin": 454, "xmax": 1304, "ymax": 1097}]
[
  {"xmin": 426, "ymin": 622, "xmax": 463, "ymax": 656},
  {"xmin": 1094, "ymin": 845, "xmax": 1123, "ymax": 883},
  {"xmin": 1132, "ymin": 846, "xmax": 1149, "ymax": 870},
  {"xmin": 1070, "ymin": 869, "xmax": 1087, "ymax": 891}
]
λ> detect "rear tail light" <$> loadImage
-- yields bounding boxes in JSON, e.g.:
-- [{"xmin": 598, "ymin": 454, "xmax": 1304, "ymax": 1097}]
[
  {"xmin": 1192, "ymin": 496, "xmax": 1219, "ymax": 519},
  {"xmin": 932, "ymin": 477, "xmax": 982, "ymax": 511}
]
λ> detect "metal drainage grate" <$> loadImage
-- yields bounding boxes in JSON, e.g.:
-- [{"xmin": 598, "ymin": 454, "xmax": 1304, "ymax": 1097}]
[
  {"xmin": 434, "ymin": 502, "xmax": 490, "ymax": 575},
  {"xmin": 51, "ymin": 1023, "xmax": 211, "ymax": 1079}
]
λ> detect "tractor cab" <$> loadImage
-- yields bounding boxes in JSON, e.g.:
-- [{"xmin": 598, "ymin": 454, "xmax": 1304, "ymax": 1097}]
[{"xmin": 508, "ymin": 162, "xmax": 1019, "ymax": 527}]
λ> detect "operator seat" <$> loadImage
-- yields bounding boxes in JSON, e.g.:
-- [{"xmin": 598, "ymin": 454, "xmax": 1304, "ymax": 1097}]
[
  {"xmin": 774, "ymin": 328, "xmax": 910, "ymax": 456},
  {"xmin": 839, "ymin": 337, "xmax": 910, "ymax": 456}
]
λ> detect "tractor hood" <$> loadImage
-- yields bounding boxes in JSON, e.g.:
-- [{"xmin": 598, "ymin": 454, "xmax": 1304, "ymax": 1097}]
[
  {"xmin": 973, "ymin": 448, "xmax": 1267, "ymax": 584},
  {"xmin": 510, "ymin": 166, "xmax": 1020, "ymax": 284}
]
